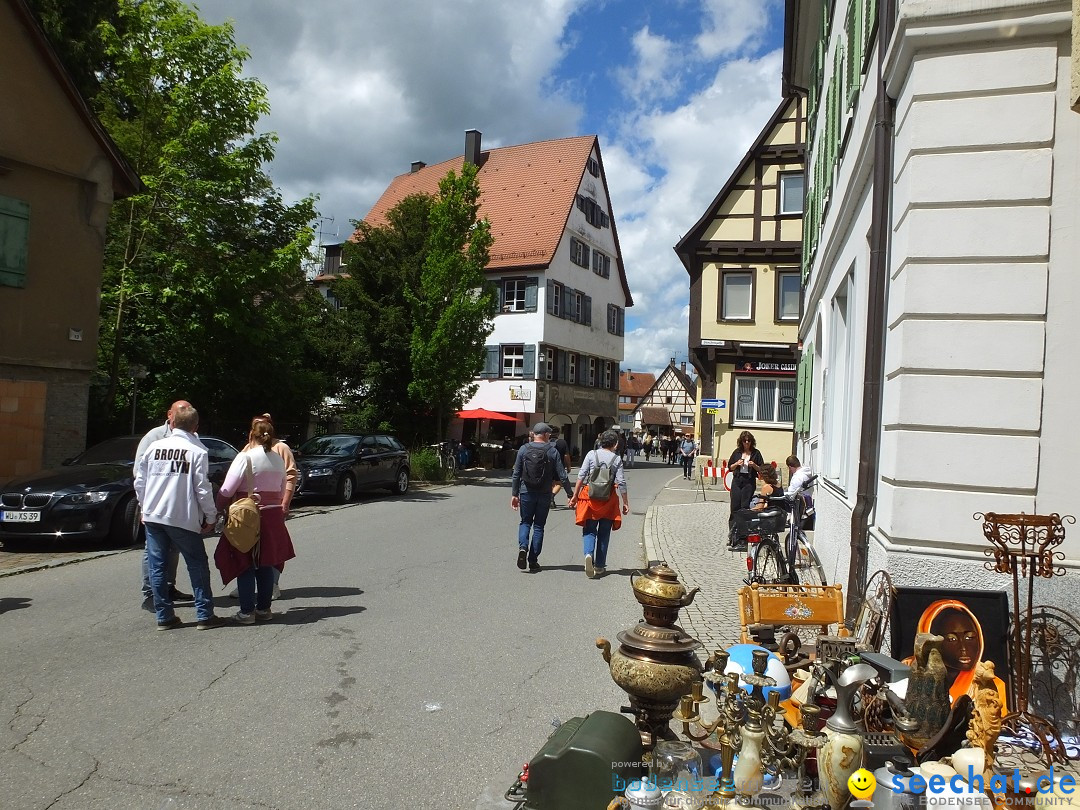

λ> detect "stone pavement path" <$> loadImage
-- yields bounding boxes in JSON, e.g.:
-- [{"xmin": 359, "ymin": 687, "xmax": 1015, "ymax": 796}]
[{"xmin": 641, "ymin": 476, "xmax": 748, "ymax": 656}]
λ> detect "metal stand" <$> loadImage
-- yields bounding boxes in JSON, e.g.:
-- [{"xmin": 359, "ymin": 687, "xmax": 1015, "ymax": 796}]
[{"xmin": 977, "ymin": 511, "xmax": 1077, "ymax": 765}]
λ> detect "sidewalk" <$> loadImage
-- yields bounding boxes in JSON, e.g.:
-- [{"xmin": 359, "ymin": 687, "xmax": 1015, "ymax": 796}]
[{"xmin": 641, "ymin": 474, "xmax": 748, "ymax": 655}]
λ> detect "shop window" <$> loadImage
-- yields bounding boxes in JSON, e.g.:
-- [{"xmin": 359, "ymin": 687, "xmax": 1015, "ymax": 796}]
[{"xmin": 734, "ymin": 377, "xmax": 797, "ymax": 428}]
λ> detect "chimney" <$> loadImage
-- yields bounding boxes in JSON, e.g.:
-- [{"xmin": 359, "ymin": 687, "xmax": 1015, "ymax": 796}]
[
  {"xmin": 680, "ymin": 362, "xmax": 686, "ymax": 375},
  {"xmin": 670, "ymin": 357, "xmax": 676, "ymax": 366},
  {"xmin": 626, "ymin": 368, "xmax": 632, "ymax": 380},
  {"xmin": 410, "ymin": 161, "xmax": 426, "ymax": 173},
  {"xmin": 465, "ymin": 129, "xmax": 482, "ymax": 166}
]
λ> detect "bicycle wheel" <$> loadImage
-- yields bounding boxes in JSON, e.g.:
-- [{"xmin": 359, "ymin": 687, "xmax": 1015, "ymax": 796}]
[
  {"xmin": 752, "ymin": 540, "xmax": 789, "ymax": 585},
  {"xmin": 792, "ymin": 531, "xmax": 827, "ymax": 586}
]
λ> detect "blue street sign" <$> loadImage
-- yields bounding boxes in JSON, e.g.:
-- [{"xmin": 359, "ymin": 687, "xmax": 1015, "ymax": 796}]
[{"xmin": 700, "ymin": 398, "xmax": 726, "ymax": 409}]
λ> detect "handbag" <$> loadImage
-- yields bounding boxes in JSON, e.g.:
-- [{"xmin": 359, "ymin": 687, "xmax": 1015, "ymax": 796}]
[{"xmin": 224, "ymin": 454, "xmax": 261, "ymax": 554}]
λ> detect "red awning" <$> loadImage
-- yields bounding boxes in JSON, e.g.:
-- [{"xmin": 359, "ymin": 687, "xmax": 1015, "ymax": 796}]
[{"xmin": 455, "ymin": 408, "xmax": 520, "ymax": 422}]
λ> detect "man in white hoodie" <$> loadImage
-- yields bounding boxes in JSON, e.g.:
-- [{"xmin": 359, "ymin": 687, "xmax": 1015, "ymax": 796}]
[{"xmin": 134, "ymin": 404, "xmax": 223, "ymax": 630}]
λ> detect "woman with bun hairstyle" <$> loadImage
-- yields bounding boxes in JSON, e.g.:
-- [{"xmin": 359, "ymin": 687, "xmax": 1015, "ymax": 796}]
[{"xmin": 214, "ymin": 417, "xmax": 296, "ymax": 623}]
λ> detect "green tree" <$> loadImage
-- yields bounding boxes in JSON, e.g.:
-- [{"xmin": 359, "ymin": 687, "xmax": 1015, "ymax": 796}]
[
  {"xmin": 407, "ymin": 163, "xmax": 497, "ymax": 442},
  {"xmin": 330, "ymin": 194, "xmax": 433, "ymax": 441},
  {"xmin": 24, "ymin": 0, "xmax": 121, "ymax": 100},
  {"xmin": 86, "ymin": 0, "xmax": 325, "ymax": 438}
]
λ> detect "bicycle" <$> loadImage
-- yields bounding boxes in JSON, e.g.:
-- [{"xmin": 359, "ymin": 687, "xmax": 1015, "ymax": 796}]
[
  {"xmin": 745, "ymin": 474, "xmax": 826, "ymax": 586},
  {"xmin": 429, "ymin": 441, "xmax": 458, "ymax": 479}
]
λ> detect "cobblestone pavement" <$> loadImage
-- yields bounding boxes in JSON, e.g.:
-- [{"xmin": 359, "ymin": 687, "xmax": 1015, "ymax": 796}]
[{"xmin": 641, "ymin": 475, "xmax": 748, "ymax": 655}]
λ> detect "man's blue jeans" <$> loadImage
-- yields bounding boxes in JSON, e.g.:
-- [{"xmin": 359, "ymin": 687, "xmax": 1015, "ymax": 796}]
[
  {"xmin": 518, "ymin": 488, "xmax": 552, "ymax": 564},
  {"xmin": 582, "ymin": 519, "xmax": 614, "ymax": 568},
  {"xmin": 144, "ymin": 522, "xmax": 214, "ymax": 623}
]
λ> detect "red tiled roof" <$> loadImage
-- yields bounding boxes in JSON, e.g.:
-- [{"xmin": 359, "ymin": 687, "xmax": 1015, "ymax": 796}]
[
  {"xmin": 619, "ymin": 372, "xmax": 655, "ymax": 398},
  {"xmin": 361, "ymin": 135, "xmax": 633, "ymax": 305}
]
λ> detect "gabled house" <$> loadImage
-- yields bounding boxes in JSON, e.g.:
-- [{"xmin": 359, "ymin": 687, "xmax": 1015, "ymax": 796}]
[
  {"xmin": 617, "ymin": 369, "xmax": 656, "ymax": 430},
  {"xmin": 0, "ymin": 0, "xmax": 140, "ymax": 480},
  {"xmin": 674, "ymin": 95, "xmax": 805, "ymax": 466},
  {"xmin": 364, "ymin": 131, "xmax": 633, "ymax": 456},
  {"xmin": 786, "ymin": 0, "xmax": 1080, "ymax": 612},
  {"xmin": 630, "ymin": 359, "xmax": 697, "ymax": 440}
]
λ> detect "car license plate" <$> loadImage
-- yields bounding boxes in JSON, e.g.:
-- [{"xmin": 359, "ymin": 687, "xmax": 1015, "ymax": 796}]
[{"xmin": 1, "ymin": 510, "xmax": 41, "ymax": 523}]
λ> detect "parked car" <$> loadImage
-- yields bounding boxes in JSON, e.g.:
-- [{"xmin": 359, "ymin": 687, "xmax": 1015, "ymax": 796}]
[
  {"xmin": 0, "ymin": 434, "xmax": 239, "ymax": 550},
  {"xmin": 294, "ymin": 433, "xmax": 411, "ymax": 503}
]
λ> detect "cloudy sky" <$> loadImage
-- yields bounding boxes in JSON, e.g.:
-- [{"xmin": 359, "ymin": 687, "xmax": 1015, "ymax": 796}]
[{"xmin": 193, "ymin": 0, "xmax": 786, "ymax": 378}]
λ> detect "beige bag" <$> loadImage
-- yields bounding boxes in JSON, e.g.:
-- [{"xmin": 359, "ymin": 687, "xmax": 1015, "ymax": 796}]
[{"xmin": 225, "ymin": 454, "xmax": 261, "ymax": 553}]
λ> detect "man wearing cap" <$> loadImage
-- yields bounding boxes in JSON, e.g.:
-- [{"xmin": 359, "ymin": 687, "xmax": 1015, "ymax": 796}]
[{"xmin": 510, "ymin": 422, "xmax": 574, "ymax": 572}]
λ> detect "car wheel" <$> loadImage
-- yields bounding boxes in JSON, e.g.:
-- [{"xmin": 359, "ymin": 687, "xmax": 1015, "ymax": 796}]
[
  {"xmin": 337, "ymin": 473, "xmax": 355, "ymax": 503},
  {"xmin": 390, "ymin": 467, "xmax": 409, "ymax": 496},
  {"xmin": 110, "ymin": 495, "xmax": 141, "ymax": 547}
]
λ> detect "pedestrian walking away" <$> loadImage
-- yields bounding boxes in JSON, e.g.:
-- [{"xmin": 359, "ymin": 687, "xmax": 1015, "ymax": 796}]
[
  {"xmin": 134, "ymin": 399, "xmax": 195, "ymax": 608},
  {"xmin": 133, "ymin": 404, "xmax": 224, "ymax": 631},
  {"xmin": 568, "ymin": 430, "xmax": 630, "ymax": 578},
  {"xmin": 214, "ymin": 417, "xmax": 297, "ymax": 624},
  {"xmin": 727, "ymin": 430, "xmax": 765, "ymax": 543},
  {"xmin": 548, "ymin": 426, "xmax": 572, "ymax": 508},
  {"xmin": 510, "ymin": 422, "xmax": 573, "ymax": 572},
  {"xmin": 679, "ymin": 433, "xmax": 697, "ymax": 480}
]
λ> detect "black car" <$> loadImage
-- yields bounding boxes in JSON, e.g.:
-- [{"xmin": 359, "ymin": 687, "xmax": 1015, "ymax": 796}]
[
  {"xmin": 294, "ymin": 433, "xmax": 411, "ymax": 503},
  {"xmin": 0, "ymin": 434, "xmax": 239, "ymax": 550}
]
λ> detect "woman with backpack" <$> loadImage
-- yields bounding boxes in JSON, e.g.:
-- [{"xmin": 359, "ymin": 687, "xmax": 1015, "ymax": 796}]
[{"xmin": 568, "ymin": 430, "xmax": 629, "ymax": 579}]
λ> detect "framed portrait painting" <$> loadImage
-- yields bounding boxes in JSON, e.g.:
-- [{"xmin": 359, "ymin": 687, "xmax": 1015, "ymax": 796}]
[{"xmin": 890, "ymin": 586, "xmax": 1012, "ymax": 707}]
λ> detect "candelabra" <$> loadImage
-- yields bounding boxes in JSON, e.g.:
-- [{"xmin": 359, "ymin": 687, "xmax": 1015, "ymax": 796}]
[{"xmin": 675, "ymin": 648, "xmax": 805, "ymax": 808}]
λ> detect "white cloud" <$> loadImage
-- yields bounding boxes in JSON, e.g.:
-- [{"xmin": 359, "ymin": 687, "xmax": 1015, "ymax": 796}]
[{"xmin": 192, "ymin": 0, "xmax": 784, "ymax": 379}]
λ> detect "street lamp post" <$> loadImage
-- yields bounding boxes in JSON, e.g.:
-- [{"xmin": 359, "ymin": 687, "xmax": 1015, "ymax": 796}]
[{"xmin": 128, "ymin": 364, "xmax": 148, "ymax": 434}]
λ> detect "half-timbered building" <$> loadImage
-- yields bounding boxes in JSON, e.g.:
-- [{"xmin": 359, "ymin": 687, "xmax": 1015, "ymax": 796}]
[{"xmin": 674, "ymin": 95, "xmax": 805, "ymax": 466}]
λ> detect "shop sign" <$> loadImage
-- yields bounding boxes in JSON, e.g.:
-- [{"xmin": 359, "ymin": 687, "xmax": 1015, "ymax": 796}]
[{"xmin": 737, "ymin": 360, "xmax": 796, "ymax": 375}]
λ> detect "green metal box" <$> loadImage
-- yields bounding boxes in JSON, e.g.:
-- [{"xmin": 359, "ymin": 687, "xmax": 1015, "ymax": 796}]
[{"xmin": 524, "ymin": 710, "xmax": 644, "ymax": 810}]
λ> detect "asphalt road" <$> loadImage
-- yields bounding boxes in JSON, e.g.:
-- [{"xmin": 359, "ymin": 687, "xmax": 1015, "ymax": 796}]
[{"xmin": 0, "ymin": 461, "xmax": 684, "ymax": 810}]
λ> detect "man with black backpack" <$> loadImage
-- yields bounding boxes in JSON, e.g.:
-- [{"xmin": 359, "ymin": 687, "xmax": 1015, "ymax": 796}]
[{"xmin": 510, "ymin": 422, "xmax": 574, "ymax": 572}]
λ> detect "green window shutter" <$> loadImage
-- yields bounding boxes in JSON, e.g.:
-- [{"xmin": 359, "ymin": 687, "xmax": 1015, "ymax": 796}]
[
  {"xmin": 523, "ymin": 345, "xmax": 536, "ymax": 378},
  {"xmin": 864, "ymin": 0, "xmax": 878, "ymax": 72},
  {"xmin": 481, "ymin": 346, "xmax": 500, "ymax": 378},
  {"xmin": 0, "ymin": 196, "xmax": 30, "ymax": 288},
  {"xmin": 524, "ymin": 277, "xmax": 538, "ymax": 312},
  {"xmin": 847, "ymin": 0, "xmax": 862, "ymax": 108},
  {"xmin": 795, "ymin": 343, "xmax": 815, "ymax": 433}
]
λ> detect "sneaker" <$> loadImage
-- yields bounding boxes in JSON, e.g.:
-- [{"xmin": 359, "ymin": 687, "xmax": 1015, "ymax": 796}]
[
  {"xmin": 196, "ymin": 615, "xmax": 229, "ymax": 630},
  {"xmin": 141, "ymin": 596, "xmax": 155, "ymax": 613},
  {"xmin": 254, "ymin": 608, "xmax": 273, "ymax": 622},
  {"xmin": 529, "ymin": 561, "xmax": 542, "ymax": 573},
  {"xmin": 594, "ymin": 566, "xmax": 606, "ymax": 576},
  {"xmin": 272, "ymin": 584, "xmax": 281, "ymax": 600},
  {"xmin": 517, "ymin": 549, "xmax": 527, "ymax": 570},
  {"xmin": 584, "ymin": 554, "xmax": 595, "ymax": 579},
  {"xmin": 233, "ymin": 611, "xmax": 256, "ymax": 625},
  {"xmin": 168, "ymin": 587, "xmax": 193, "ymax": 602},
  {"xmin": 156, "ymin": 616, "xmax": 182, "ymax": 631}
]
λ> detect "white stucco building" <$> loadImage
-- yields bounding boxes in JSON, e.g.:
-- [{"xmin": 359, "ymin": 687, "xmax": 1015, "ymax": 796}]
[
  {"xmin": 365, "ymin": 132, "xmax": 632, "ymax": 455},
  {"xmin": 786, "ymin": 0, "xmax": 1080, "ymax": 613}
]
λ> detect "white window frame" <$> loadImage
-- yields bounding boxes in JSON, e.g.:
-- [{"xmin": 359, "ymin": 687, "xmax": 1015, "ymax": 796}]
[
  {"xmin": 679, "ymin": 415, "xmax": 694, "ymax": 426},
  {"xmin": 503, "ymin": 279, "xmax": 527, "ymax": 312},
  {"xmin": 588, "ymin": 357, "xmax": 596, "ymax": 386},
  {"xmin": 502, "ymin": 344, "xmax": 525, "ymax": 379},
  {"xmin": 823, "ymin": 273, "xmax": 854, "ymax": 486},
  {"xmin": 732, "ymin": 376, "xmax": 798, "ymax": 429},
  {"xmin": 568, "ymin": 353, "xmax": 577, "ymax": 384}
]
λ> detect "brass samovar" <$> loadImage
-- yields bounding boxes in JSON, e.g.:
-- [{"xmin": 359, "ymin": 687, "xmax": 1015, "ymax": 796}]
[{"xmin": 597, "ymin": 563, "xmax": 703, "ymax": 749}]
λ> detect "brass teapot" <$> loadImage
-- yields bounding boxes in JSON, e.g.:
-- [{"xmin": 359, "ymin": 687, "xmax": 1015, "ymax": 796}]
[{"xmin": 630, "ymin": 564, "xmax": 700, "ymax": 609}]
